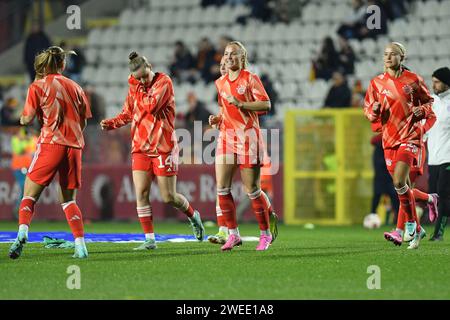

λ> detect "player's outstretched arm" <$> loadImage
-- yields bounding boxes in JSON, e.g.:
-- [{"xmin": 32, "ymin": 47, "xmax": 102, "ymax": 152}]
[{"xmin": 100, "ymin": 90, "xmax": 134, "ymax": 130}]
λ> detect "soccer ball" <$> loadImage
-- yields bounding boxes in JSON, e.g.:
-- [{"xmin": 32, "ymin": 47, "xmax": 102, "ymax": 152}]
[{"xmin": 363, "ymin": 213, "xmax": 381, "ymax": 229}]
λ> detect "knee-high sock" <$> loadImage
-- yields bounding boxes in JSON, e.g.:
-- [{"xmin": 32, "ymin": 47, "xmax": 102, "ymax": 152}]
[
  {"xmin": 412, "ymin": 188, "xmax": 429, "ymax": 203},
  {"xmin": 248, "ymin": 189, "xmax": 270, "ymax": 231},
  {"xmin": 62, "ymin": 201, "xmax": 85, "ymax": 238},
  {"xmin": 18, "ymin": 196, "xmax": 36, "ymax": 226},
  {"xmin": 137, "ymin": 205, "xmax": 154, "ymax": 234},
  {"xmin": 395, "ymin": 185, "xmax": 420, "ymax": 231},
  {"xmin": 217, "ymin": 188, "xmax": 237, "ymax": 230},
  {"xmin": 216, "ymin": 206, "xmax": 227, "ymax": 228}
]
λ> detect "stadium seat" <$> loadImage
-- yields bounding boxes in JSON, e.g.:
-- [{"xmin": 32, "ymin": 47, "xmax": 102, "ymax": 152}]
[{"xmin": 86, "ymin": 28, "xmax": 104, "ymax": 48}]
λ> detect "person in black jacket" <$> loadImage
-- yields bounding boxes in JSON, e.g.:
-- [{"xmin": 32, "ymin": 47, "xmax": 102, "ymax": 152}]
[
  {"xmin": 323, "ymin": 72, "xmax": 352, "ymax": 108},
  {"xmin": 23, "ymin": 23, "xmax": 52, "ymax": 82}
]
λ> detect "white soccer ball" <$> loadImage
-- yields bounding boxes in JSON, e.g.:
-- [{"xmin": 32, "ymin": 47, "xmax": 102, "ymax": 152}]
[{"xmin": 363, "ymin": 213, "xmax": 381, "ymax": 229}]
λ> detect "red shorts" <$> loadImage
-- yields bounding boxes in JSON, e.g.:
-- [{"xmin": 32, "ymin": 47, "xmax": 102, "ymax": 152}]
[
  {"xmin": 27, "ymin": 143, "xmax": 82, "ymax": 189},
  {"xmin": 384, "ymin": 143, "xmax": 423, "ymax": 175},
  {"xmin": 216, "ymin": 129, "xmax": 263, "ymax": 168},
  {"xmin": 132, "ymin": 151, "xmax": 178, "ymax": 176}
]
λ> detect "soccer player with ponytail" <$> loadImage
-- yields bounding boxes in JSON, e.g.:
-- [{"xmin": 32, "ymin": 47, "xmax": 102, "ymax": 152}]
[
  {"xmin": 100, "ymin": 52, "xmax": 205, "ymax": 250},
  {"xmin": 9, "ymin": 46, "xmax": 91, "ymax": 259},
  {"xmin": 364, "ymin": 42, "xmax": 436, "ymax": 249},
  {"xmin": 210, "ymin": 41, "xmax": 276, "ymax": 251}
]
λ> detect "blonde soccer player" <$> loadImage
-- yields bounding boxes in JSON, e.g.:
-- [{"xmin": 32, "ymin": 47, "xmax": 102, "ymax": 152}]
[
  {"xmin": 9, "ymin": 46, "xmax": 91, "ymax": 259},
  {"xmin": 364, "ymin": 42, "xmax": 435, "ymax": 249},
  {"xmin": 209, "ymin": 41, "xmax": 275, "ymax": 251}
]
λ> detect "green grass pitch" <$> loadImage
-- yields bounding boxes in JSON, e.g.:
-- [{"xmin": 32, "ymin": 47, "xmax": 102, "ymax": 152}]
[{"xmin": 0, "ymin": 221, "xmax": 449, "ymax": 300}]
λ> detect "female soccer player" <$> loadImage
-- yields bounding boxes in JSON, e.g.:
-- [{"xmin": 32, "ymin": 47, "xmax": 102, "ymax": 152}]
[
  {"xmin": 100, "ymin": 52, "xmax": 204, "ymax": 249},
  {"xmin": 371, "ymin": 115, "xmax": 439, "ymax": 248},
  {"xmin": 209, "ymin": 41, "xmax": 275, "ymax": 251},
  {"xmin": 9, "ymin": 46, "xmax": 91, "ymax": 259},
  {"xmin": 208, "ymin": 57, "xmax": 278, "ymax": 246},
  {"xmin": 364, "ymin": 42, "xmax": 435, "ymax": 249}
]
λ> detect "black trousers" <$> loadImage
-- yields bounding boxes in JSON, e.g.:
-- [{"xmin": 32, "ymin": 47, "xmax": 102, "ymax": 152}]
[
  {"xmin": 371, "ymin": 144, "xmax": 400, "ymax": 220},
  {"xmin": 428, "ymin": 163, "xmax": 450, "ymax": 217}
]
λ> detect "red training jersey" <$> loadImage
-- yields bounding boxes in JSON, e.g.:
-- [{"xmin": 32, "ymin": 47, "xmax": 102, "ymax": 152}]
[
  {"xmin": 364, "ymin": 69, "xmax": 434, "ymax": 149},
  {"xmin": 103, "ymin": 73, "xmax": 176, "ymax": 156},
  {"xmin": 22, "ymin": 73, "xmax": 91, "ymax": 149},
  {"xmin": 215, "ymin": 69, "xmax": 270, "ymax": 157},
  {"xmin": 215, "ymin": 69, "xmax": 270, "ymax": 131}
]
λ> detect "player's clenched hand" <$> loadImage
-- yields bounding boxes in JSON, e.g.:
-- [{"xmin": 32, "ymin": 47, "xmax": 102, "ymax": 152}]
[
  {"xmin": 209, "ymin": 115, "xmax": 221, "ymax": 128},
  {"xmin": 226, "ymin": 95, "xmax": 243, "ymax": 108},
  {"xmin": 412, "ymin": 105, "xmax": 424, "ymax": 118},
  {"xmin": 100, "ymin": 119, "xmax": 111, "ymax": 130}
]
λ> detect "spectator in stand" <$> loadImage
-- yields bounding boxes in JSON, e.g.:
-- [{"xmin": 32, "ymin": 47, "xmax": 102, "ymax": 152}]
[
  {"xmin": 338, "ymin": 36, "xmax": 356, "ymax": 75},
  {"xmin": 323, "ymin": 72, "xmax": 352, "ymax": 108},
  {"xmin": 23, "ymin": 22, "xmax": 52, "ymax": 82},
  {"xmin": 84, "ymin": 84, "xmax": 106, "ymax": 125},
  {"xmin": 351, "ymin": 79, "xmax": 366, "ymax": 107},
  {"xmin": 237, "ymin": 0, "xmax": 274, "ymax": 24},
  {"xmin": 169, "ymin": 41, "xmax": 197, "ymax": 83},
  {"xmin": 337, "ymin": 0, "xmax": 367, "ymax": 40},
  {"xmin": 213, "ymin": 35, "xmax": 232, "ymax": 65},
  {"xmin": 196, "ymin": 38, "xmax": 218, "ymax": 83},
  {"xmin": 273, "ymin": 0, "xmax": 300, "ymax": 23},
  {"xmin": 183, "ymin": 92, "xmax": 210, "ymax": 164},
  {"xmin": 184, "ymin": 91, "xmax": 211, "ymax": 134},
  {"xmin": 201, "ymin": 0, "xmax": 226, "ymax": 7},
  {"xmin": 227, "ymin": 0, "xmax": 246, "ymax": 5},
  {"xmin": 380, "ymin": 0, "xmax": 409, "ymax": 21},
  {"xmin": 1, "ymin": 97, "xmax": 21, "ymax": 126},
  {"xmin": 259, "ymin": 74, "xmax": 278, "ymax": 126},
  {"xmin": 312, "ymin": 37, "xmax": 340, "ymax": 81}
]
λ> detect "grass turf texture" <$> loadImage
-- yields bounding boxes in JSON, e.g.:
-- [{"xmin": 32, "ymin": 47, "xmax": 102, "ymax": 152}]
[{"xmin": 0, "ymin": 221, "xmax": 449, "ymax": 300}]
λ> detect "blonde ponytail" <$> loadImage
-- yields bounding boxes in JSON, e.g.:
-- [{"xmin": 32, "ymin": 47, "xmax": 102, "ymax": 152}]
[{"xmin": 33, "ymin": 46, "xmax": 75, "ymax": 80}]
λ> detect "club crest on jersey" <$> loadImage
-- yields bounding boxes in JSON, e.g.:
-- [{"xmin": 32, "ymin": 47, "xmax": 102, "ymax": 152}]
[
  {"xmin": 386, "ymin": 159, "xmax": 392, "ymax": 166},
  {"xmin": 403, "ymin": 84, "xmax": 413, "ymax": 95},
  {"xmin": 237, "ymin": 84, "xmax": 246, "ymax": 95}
]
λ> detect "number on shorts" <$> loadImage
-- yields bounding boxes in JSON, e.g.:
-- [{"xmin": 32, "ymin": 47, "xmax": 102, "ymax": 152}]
[{"xmin": 157, "ymin": 155, "xmax": 173, "ymax": 169}]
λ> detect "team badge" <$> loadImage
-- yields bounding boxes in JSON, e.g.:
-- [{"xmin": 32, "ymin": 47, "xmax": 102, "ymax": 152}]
[{"xmin": 237, "ymin": 84, "xmax": 246, "ymax": 95}]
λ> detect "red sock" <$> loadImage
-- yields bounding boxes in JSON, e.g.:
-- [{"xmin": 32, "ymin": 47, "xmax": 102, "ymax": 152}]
[
  {"xmin": 62, "ymin": 201, "xmax": 84, "ymax": 238},
  {"xmin": 397, "ymin": 187, "xmax": 421, "ymax": 231},
  {"xmin": 183, "ymin": 204, "xmax": 195, "ymax": 218},
  {"xmin": 216, "ymin": 206, "xmax": 227, "ymax": 227},
  {"xmin": 137, "ymin": 206, "xmax": 154, "ymax": 234},
  {"xmin": 18, "ymin": 196, "xmax": 36, "ymax": 226},
  {"xmin": 260, "ymin": 190, "xmax": 273, "ymax": 214},
  {"xmin": 412, "ymin": 188, "xmax": 429, "ymax": 203},
  {"xmin": 396, "ymin": 209, "xmax": 407, "ymax": 230},
  {"xmin": 218, "ymin": 188, "xmax": 237, "ymax": 229},
  {"xmin": 248, "ymin": 189, "xmax": 270, "ymax": 231}
]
